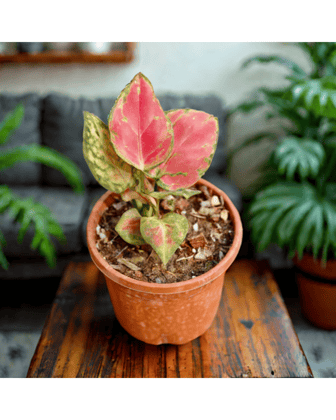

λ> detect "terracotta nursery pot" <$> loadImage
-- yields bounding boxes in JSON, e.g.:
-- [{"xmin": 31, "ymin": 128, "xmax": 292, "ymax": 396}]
[
  {"xmin": 87, "ymin": 178, "xmax": 243, "ymax": 345},
  {"xmin": 293, "ymin": 254, "xmax": 336, "ymax": 330}
]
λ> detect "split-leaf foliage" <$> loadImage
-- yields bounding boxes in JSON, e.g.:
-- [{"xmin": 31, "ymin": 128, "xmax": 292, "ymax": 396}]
[{"xmin": 228, "ymin": 42, "xmax": 336, "ymax": 265}]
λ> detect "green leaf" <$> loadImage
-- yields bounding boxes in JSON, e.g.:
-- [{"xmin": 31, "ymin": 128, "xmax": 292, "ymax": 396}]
[
  {"xmin": 1, "ymin": 191, "xmax": 66, "ymax": 269},
  {"xmin": 0, "ymin": 186, "xmax": 12, "ymax": 213},
  {"xmin": 39, "ymin": 238, "xmax": 57, "ymax": 268},
  {"xmin": 140, "ymin": 213, "xmax": 189, "ymax": 266},
  {"xmin": 289, "ymin": 76, "xmax": 336, "ymax": 119},
  {"xmin": 296, "ymin": 205, "xmax": 323, "ymax": 259},
  {"xmin": 242, "ymin": 55, "xmax": 306, "ymax": 78},
  {"xmin": 254, "ymin": 200, "xmax": 298, "ymax": 251},
  {"xmin": 273, "ymin": 137, "xmax": 325, "ymax": 180},
  {"xmin": 249, "ymin": 211, "xmax": 272, "ymax": 244},
  {"xmin": 0, "ymin": 103, "xmax": 24, "ymax": 145},
  {"xmin": 115, "ymin": 208, "xmax": 146, "ymax": 246},
  {"xmin": 0, "ymin": 243, "xmax": 9, "ymax": 270},
  {"xmin": 0, "ymin": 228, "xmax": 6, "ymax": 248},
  {"xmin": 323, "ymin": 201, "xmax": 336, "ymax": 246},
  {"xmin": 276, "ymin": 201, "xmax": 313, "ymax": 247},
  {"xmin": 248, "ymin": 182, "xmax": 329, "ymax": 256},
  {"xmin": 249, "ymin": 195, "xmax": 298, "ymax": 214},
  {"xmin": 227, "ymin": 98, "xmax": 265, "ymax": 117},
  {"xmin": 0, "ymin": 145, "xmax": 85, "ymax": 194}
]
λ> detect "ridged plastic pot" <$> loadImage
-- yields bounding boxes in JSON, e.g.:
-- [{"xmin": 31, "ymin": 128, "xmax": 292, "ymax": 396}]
[
  {"xmin": 87, "ymin": 179, "xmax": 243, "ymax": 345},
  {"xmin": 293, "ymin": 254, "xmax": 336, "ymax": 330}
]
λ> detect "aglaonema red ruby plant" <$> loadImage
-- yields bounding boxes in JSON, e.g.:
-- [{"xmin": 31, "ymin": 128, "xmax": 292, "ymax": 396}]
[{"xmin": 83, "ymin": 72, "xmax": 219, "ymax": 266}]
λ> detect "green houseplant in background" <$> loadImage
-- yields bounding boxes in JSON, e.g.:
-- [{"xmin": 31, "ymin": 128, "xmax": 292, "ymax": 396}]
[
  {"xmin": 228, "ymin": 42, "xmax": 336, "ymax": 329},
  {"xmin": 0, "ymin": 103, "xmax": 84, "ymax": 270}
]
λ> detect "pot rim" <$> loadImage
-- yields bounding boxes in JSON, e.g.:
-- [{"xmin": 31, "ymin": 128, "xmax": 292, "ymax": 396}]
[
  {"xmin": 293, "ymin": 253, "xmax": 336, "ymax": 280},
  {"xmin": 87, "ymin": 178, "xmax": 243, "ymax": 294}
]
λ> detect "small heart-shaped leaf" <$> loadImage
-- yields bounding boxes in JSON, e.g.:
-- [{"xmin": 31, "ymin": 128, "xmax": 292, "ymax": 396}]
[
  {"xmin": 140, "ymin": 213, "xmax": 189, "ymax": 266},
  {"xmin": 83, "ymin": 112, "xmax": 135, "ymax": 193},
  {"xmin": 115, "ymin": 208, "xmax": 146, "ymax": 245}
]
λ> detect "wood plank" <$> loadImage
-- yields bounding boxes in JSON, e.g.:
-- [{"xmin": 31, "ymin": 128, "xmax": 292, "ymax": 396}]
[
  {"xmin": 0, "ymin": 43, "xmax": 135, "ymax": 64},
  {"xmin": 27, "ymin": 260, "xmax": 313, "ymax": 378}
]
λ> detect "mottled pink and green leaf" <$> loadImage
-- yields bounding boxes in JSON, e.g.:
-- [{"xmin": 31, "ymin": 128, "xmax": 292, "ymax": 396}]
[
  {"xmin": 115, "ymin": 208, "xmax": 146, "ymax": 245},
  {"xmin": 140, "ymin": 213, "xmax": 189, "ymax": 266},
  {"xmin": 108, "ymin": 73, "xmax": 174, "ymax": 172},
  {"xmin": 83, "ymin": 112, "xmax": 134, "ymax": 193},
  {"xmin": 153, "ymin": 109, "xmax": 219, "ymax": 190}
]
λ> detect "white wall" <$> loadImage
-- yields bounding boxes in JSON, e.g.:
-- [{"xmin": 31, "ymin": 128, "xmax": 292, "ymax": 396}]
[{"xmin": 0, "ymin": 42, "xmax": 311, "ymax": 193}]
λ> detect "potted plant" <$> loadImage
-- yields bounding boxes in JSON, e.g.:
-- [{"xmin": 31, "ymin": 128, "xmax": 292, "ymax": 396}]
[
  {"xmin": 0, "ymin": 102, "xmax": 84, "ymax": 270},
  {"xmin": 84, "ymin": 72, "xmax": 243, "ymax": 345},
  {"xmin": 228, "ymin": 42, "xmax": 336, "ymax": 329}
]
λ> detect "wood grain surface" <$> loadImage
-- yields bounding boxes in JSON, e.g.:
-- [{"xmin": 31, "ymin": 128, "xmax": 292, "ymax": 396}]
[{"xmin": 27, "ymin": 259, "xmax": 313, "ymax": 378}]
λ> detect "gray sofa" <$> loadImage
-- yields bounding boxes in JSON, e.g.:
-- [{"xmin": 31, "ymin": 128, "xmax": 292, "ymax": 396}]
[{"xmin": 0, "ymin": 92, "xmax": 242, "ymax": 279}]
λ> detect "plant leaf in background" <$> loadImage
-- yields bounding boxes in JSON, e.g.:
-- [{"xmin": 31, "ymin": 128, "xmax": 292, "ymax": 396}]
[
  {"xmin": 242, "ymin": 54, "xmax": 307, "ymax": 79},
  {"xmin": 140, "ymin": 212, "xmax": 189, "ymax": 266},
  {"xmin": 108, "ymin": 72, "xmax": 174, "ymax": 173},
  {"xmin": 155, "ymin": 109, "xmax": 219, "ymax": 190},
  {"xmin": 0, "ymin": 103, "xmax": 85, "ymax": 270},
  {"xmin": 249, "ymin": 181, "xmax": 336, "ymax": 262},
  {"xmin": 0, "ymin": 103, "xmax": 24, "ymax": 145},
  {"xmin": 0, "ymin": 145, "xmax": 85, "ymax": 194},
  {"xmin": 229, "ymin": 42, "xmax": 336, "ymax": 264},
  {"xmin": 289, "ymin": 76, "xmax": 336, "ymax": 119},
  {"xmin": 273, "ymin": 137, "xmax": 325, "ymax": 180},
  {"xmin": 0, "ymin": 185, "xmax": 66, "ymax": 269},
  {"xmin": 83, "ymin": 111, "xmax": 134, "ymax": 194}
]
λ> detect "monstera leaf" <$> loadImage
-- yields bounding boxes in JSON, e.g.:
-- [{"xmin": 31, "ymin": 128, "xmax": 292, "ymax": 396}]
[
  {"xmin": 140, "ymin": 213, "xmax": 189, "ymax": 266},
  {"xmin": 83, "ymin": 112, "xmax": 135, "ymax": 193},
  {"xmin": 273, "ymin": 137, "xmax": 325, "ymax": 180},
  {"xmin": 290, "ymin": 76, "xmax": 336, "ymax": 119},
  {"xmin": 154, "ymin": 109, "xmax": 219, "ymax": 190},
  {"xmin": 108, "ymin": 72, "xmax": 174, "ymax": 172}
]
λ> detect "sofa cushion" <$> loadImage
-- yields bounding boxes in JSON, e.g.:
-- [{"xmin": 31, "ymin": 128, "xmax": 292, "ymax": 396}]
[
  {"xmin": 41, "ymin": 93, "xmax": 116, "ymax": 187},
  {"xmin": 0, "ymin": 186, "xmax": 88, "ymax": 258},
  {"xmin": 0, "ymin": 93, "xmax": 42, "ymax": 185},
  {"xmin": 41, "ymin": 93, "xmax": 227, "ymax": 187}
]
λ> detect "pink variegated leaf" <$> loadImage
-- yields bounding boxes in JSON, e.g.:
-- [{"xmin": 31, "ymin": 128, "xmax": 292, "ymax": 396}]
[
  {"xmin": 140, "ymin": 213, "xmax": 189, "ymax": 266},
  {"xmin": 115, "ymin": 208, "xmax": 146, "ymax": 245},
  {"xmin": 83, "ymin": 112, "xmax": 135, "ymax": 193},
  {"xmin": 121, "ymin": 188, "xmax": 157, "ymax": 207},
  {"xmin": 152, "ymin": 109, "xmax": 219, "ymax": 190},
  {"xmin": 108, "ymin": 72, "xmax": 174, "ymax": 172}
]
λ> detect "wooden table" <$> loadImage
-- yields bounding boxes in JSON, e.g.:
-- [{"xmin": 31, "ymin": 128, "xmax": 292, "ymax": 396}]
[{"xmin": 27, "ymin": 259, "xmax": 313, "ymax": 378}]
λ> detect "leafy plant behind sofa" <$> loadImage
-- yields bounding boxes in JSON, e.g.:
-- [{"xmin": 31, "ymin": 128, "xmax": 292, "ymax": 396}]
[
  {"xmin": 0, "ymin": 103, "xmax": 84, "ymax": 270},
  {"xmin": 228, "ymin": 42, "xmax": 336, "ymax": 264}
]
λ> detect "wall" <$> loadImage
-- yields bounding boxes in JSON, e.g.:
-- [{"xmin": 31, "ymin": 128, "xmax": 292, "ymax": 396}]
[{"xmin": 0, "ymin": 42, "xmax": 311, "ymax": 193}]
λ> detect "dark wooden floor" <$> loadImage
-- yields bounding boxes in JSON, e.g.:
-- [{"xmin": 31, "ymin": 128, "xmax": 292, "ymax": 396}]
[{"xmin": 27, "ymin": 259, "xmax": 313, "ymax": 378}]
